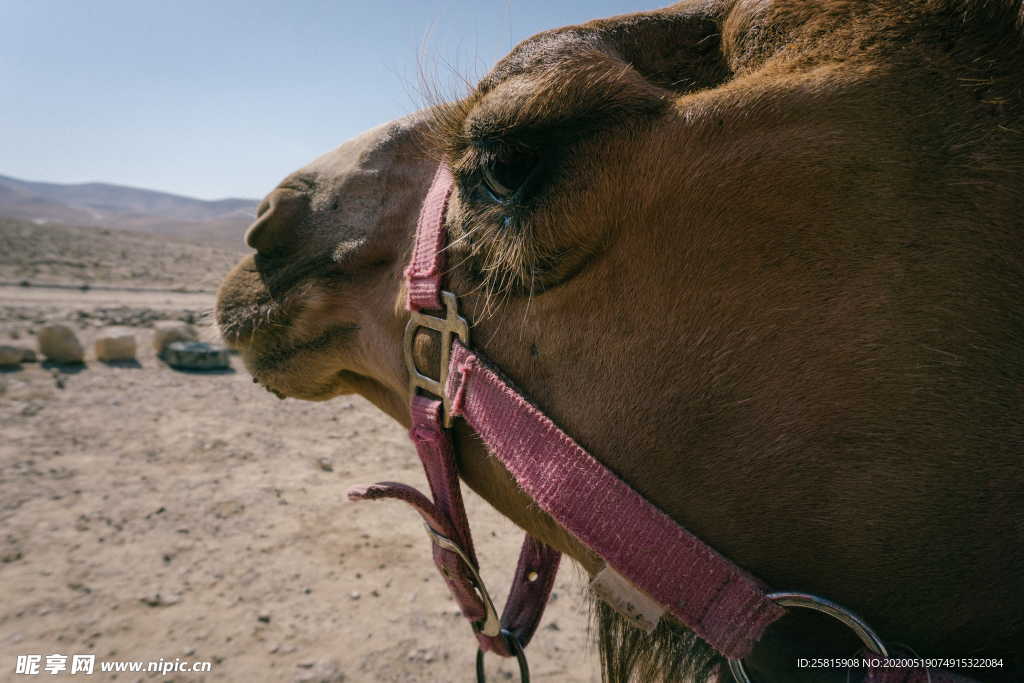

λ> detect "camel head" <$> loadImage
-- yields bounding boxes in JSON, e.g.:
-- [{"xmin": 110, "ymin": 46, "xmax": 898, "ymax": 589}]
[
  {"xmin": 218, "ymin": 1, "xmax": 1024, "ymax": 680},
  {"xmin": 216, "ymin": 115, "xmax": 436, "ymax": 419}
]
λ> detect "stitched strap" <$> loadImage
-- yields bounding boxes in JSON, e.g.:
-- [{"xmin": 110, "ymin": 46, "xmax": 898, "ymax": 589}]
[
  {"xmin": 348, "ymin": 394, "xmax": 561, "ymax": 656},
  {"xmin": 501, "ymin": 535, "xmax": 562, "ymax": 647},
  {"xmin": 404, "ymin": 164, "xmax": 453, "ymax": 311},
  {"xmin": 355, "ymin": 164, "xmax": 562, "ymax": 657},
  {"xmin": 446, "ymin": 339, "xmax": 785, "ymax": 659},
  {"xmin": 410, "ymin": 395, "xmax": 477, "ymax": 559}
]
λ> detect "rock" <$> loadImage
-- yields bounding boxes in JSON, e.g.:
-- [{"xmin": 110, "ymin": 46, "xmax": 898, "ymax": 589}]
[
  {"xmin": 37, "ymin": 324, "xmax": 84, "ymax": 364},
  {"xmin": 210, "ymin": 500, "xmax": 244, "ymax": 518},
  {"xmin": 317, "ymin": 457, "xmax": 334, "ymax": 472},
  {"xmin": 293, "ymin": 658, "xmax": 345, "ymax": 683},
  {"xmin": 140, "ymin": 592, "xmax": 181, "ymax": 607},
  {"xmin": 406, "ymin": 648, "xmax": 437, "ymax": 664},
  {"xmin": 0, "ymin": 346, "xmax": 22, "ymax": 368},
  {"xmin": 153, "ymin": 321, "xmax": 198, "ymax": 353},
  {"xmin": 163, "ymin": 341, "xmax": 230, "ymax": 371},
  {"xmin": 21, "ymin": 402, "xmax": 43, "ymax": 416},
  {"xmin": 1, "ymin": 547, "xmax": 23, "ymax": 564},
  {"xmin": 95, "ymin": 328, "xmax": 137, "ymax": 362}
]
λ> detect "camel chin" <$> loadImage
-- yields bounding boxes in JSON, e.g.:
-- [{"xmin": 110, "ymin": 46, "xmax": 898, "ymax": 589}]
[{"xmin": 243, "ymin": 357, "xmax": 354, "ymax": 403}]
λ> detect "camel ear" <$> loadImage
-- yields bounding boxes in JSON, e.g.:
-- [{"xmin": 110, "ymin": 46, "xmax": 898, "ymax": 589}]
[
  {"xmin": 244, "ymin": 187, "xmax": 310, "ymax": 254},
  {"xmin": 588, "ymin": 7, "xmax": 729, "ymax": 92},
  {"xmin": 486, "ymin": 5, "xmax": 729, "ymax": 95}
]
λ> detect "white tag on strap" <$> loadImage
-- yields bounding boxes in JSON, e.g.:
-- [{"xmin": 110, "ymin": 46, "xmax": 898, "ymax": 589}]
[{"xmin": 590, "ymin": 565, "xmax": 666, "ymax": 633}]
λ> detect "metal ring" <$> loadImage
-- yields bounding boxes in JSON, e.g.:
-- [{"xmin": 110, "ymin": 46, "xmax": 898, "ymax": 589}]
[
  {"xmin": 476, "ymin": 629, "xmax": 530, "ymax": 683},
  {"xmin": 727, "ymin": 591, "xmax": 889, "ymax": 683}
]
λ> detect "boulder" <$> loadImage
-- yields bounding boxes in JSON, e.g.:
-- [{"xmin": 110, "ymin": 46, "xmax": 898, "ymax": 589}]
[
  {"xmin": 163, "ymin": 341, "xmax": 230, "ymax": 370},
  {"xmin": 37, "ymin": 324, "xmax": 85, "ymax": 364},
  {"xmin": 0, "ymin": 345, "xmax": 23, "ymax": 368},
  {"xmin": 153, "ymin": 321, "xmax": 197, "ymax": 353},
  {"xmin": 95, "ymin": 328, "xmax": 137, "ymax": 362}
]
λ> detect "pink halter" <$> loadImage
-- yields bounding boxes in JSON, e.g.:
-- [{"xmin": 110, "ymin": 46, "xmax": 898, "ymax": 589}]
[{"xmin": 348, "ymin": 165, "xmax": 976, "ymax": 683}]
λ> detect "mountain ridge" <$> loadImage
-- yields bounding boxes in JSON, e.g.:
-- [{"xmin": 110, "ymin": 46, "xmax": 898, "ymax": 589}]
[{"xmin": 0, "ymin": 173, "xmax": 260, "ymax": 248}]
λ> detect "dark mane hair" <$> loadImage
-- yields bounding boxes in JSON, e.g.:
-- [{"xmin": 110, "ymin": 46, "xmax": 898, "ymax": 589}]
[{"xmin": 591, "ymin": 597, "xmax": 721, "ymax": 682}]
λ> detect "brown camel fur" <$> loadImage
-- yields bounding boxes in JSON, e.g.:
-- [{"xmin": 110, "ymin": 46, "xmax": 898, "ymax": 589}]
[{"xmin": 217, "ymin": 1, "xmax": 1024, "ymax": 680}]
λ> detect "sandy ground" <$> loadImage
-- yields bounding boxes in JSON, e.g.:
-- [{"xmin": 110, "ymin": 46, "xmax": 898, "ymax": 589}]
[{"xmin": 0, "ymin": 286, "xmax": 599, "ymax": 683}]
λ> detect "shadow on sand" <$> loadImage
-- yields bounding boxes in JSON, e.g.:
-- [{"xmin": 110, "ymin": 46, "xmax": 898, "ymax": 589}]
[
  {"xmin": 41, "ymin": 361, "xmax": 87, "ymax": 374},
  {"xmin": 163, "ymin": 363, "xmax": 236, "ymax": 376},
  {"xmin": 100, "ymin": 359, "xmax": 143, "ymax": 370}
]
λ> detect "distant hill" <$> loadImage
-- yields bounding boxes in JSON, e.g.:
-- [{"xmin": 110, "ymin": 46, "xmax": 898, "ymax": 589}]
[
  {"xmin": 0, "ymin": 174, "xmax": 259, "ymax": 248},
  {"xmin": 0, "ymin": 216, "xmax": 246, "ymax": 291}
]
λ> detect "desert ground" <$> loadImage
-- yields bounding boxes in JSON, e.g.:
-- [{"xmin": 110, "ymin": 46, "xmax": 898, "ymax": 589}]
[{"xmin": 0, "ymin": 219, "xmax": 598, "ymax": 682}]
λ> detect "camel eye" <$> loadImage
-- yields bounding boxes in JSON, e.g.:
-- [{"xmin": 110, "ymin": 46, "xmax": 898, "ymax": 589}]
[{"xmin": 480, "ymin": 148, "xmax": 540, "ymax": 201}]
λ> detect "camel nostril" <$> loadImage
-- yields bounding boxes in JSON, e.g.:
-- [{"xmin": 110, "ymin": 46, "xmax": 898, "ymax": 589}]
[
  {"xmin": 244, "ymin": 187, "xmax": 310, "ymax": 254},
  {"xmin": 243, "ymin": 218, "xmax": 268, "ymax": 251}
]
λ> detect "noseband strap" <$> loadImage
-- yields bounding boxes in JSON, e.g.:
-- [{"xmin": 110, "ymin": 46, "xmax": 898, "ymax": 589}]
[
  {"xmin": 348, "ymin": 163, "xmax": 980, "ymax": 682},
  {"xmin": 350, "ymin": 164, "xmax": 561, "ymax": 659}
]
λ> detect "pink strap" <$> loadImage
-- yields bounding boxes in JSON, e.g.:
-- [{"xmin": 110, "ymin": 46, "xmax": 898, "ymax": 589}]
[
  {"xmin": 404, "ymin": 164, "xmax": 453, "ymax": 311},
  {"xmin": 446, "ymin": 340, "xmax": 784, "ymax": 659},
  {"xmin": 410, "ymin": 395, "xmax": 489, "ymax": 625},
  {"xmin": 500, "ymin": 534, "xmax": 561, "ymax": 648},
  {"xmin": 355, "ymin": 163, "xmax": 561, "ymax": 657},
  {"xmin": 349, "ymin": 394, "xmax": 560, "ymax": 655},
  {"xmin": 410, "ymin": 395, "xmax": 477, "ymax": 560}
]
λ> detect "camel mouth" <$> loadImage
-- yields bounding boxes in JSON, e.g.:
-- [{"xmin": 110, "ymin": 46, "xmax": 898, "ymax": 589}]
[
  {"xmin": 250, "ymin": 374, "xmax": 287, "ymax": 400},
  {"xmin": 230, "ymin": 323, "xmax": 363, "ymax": 401},
  {"xmin": 243, "ymin": 323, "xmax": 361, "ymax": 375},
  {"xmin": 216, "ymin": 258, "xmax": 366, "ymax": 402},
  {"xmin": 249, "ymin": 365, "xmax": 364, "ymax": 402},
  {"xmin": 215, "ymin": 299, "xmax": 282, "ymax": 348}
]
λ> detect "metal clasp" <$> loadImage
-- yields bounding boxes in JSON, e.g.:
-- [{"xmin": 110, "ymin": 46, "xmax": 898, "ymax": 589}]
[
  {"xmin": 476, "ymin": 630, "xmax": 530, "ymax": 683},
  {"xmin": 423, "ymin": 524, "xmax": 501, "ymax": 637},
  {"xmin": 727, "ymin": 591, "xmax": 889, "ymax": 683},
  {"xmin": 404, "ymin": 291, "xmax": 470, "ymax": 428}
]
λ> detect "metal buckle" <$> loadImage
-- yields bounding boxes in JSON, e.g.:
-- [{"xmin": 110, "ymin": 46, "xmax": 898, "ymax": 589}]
[
  {"xmin": 423, "ymin": 524, "xmax": 501, "ymax": 637},
  {"xmin": 476, "ymin": 629, "xmax": 530, "ymax": 683},
  {"xmin": 404, "ymin": 290, "xmax": 470, "ymax": 428},
  {"xmin": 727, "ymin": 591, "xmax": 889, "ymax": 683}
]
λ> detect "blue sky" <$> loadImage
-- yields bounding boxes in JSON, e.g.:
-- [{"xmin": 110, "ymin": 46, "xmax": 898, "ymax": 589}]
[{"xmin": 2, "ymin": 0, "xmax": 654, "ymax": 200}]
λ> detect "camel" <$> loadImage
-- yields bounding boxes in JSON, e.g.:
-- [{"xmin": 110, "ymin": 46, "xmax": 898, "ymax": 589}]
[{"xmin": 216, "ymin": 1, "xmax": 1024, "ymax": 681}]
